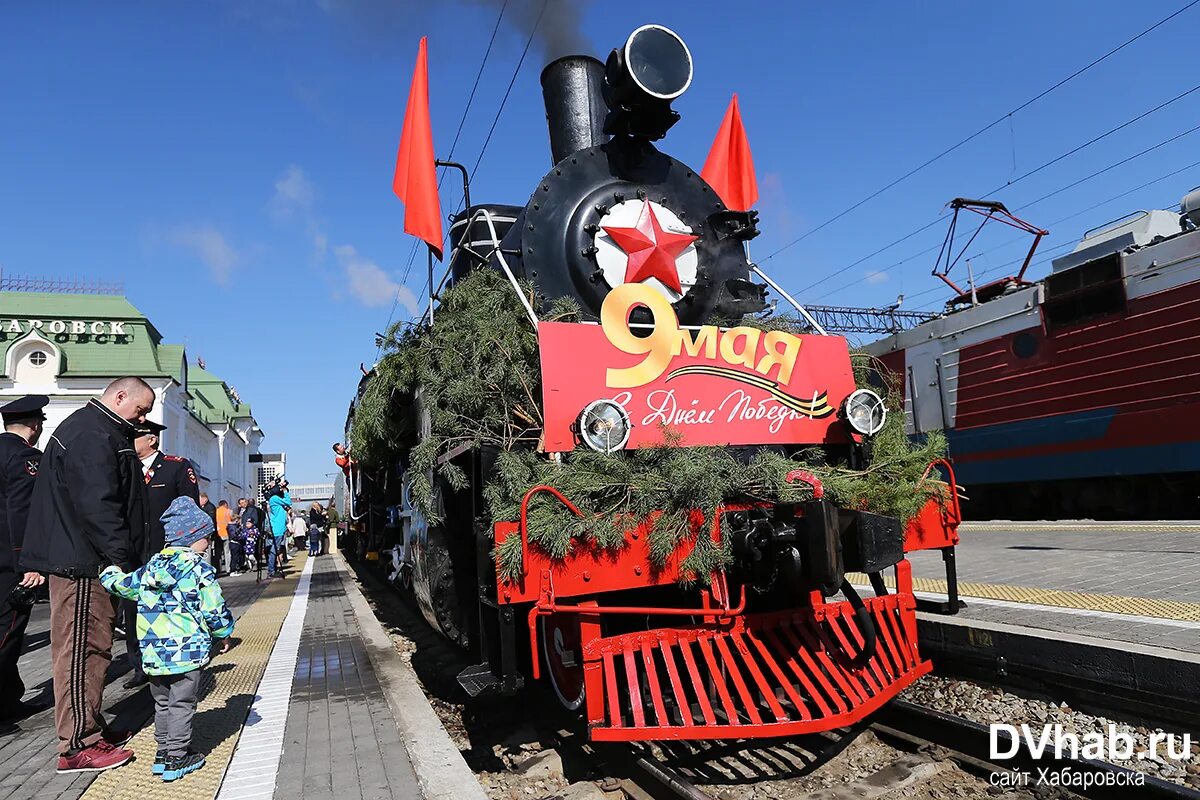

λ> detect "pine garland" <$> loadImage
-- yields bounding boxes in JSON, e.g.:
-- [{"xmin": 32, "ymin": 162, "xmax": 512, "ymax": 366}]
[{"xmin": 351, "ymin": 268, "xmax": 946, "ymax": 585}]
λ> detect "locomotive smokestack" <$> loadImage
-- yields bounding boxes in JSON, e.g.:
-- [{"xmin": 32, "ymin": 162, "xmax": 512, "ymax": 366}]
[{"xmin": 540, "ymin": 55, "xmax": 607, "ymax": 165}]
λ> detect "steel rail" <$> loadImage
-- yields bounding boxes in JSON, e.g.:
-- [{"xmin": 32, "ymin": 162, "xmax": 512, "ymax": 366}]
[
  {"xmin": 875, "ymin": 700, "xmax": 1200, "ymax": 800},
  {"xmin": 627, "ymin": 752, "xmax": 715, "ymax": 800}
]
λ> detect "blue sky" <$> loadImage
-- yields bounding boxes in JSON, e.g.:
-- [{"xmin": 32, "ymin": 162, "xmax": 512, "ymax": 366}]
[{"xmin": 4, "ymin": 1, "xmax": 1198, "ymax": 482}]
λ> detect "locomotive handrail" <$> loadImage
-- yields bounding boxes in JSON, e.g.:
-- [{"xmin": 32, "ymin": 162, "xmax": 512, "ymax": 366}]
[
  {"xmin": 482, "ymin": 209, "xmax": 540, "ymax": 329},
  {"xmin": 918, "ymin": 458, "xmax": 962, "ymax": 524},
  {"xmin": 518, "ymin": 485, "xmax": 584, "ymax": 591},
  {"xmin": 534, "ymin": 586, "xmax": 747, "ymax": 619},
  {"xmin": 422, "ymin": 207, "xmax": 539, "ymax": 329},
  {"xmin": 348, "ymin": 464, "xmax": 367, "ymax": 521},
  {"xmin": 441, "ymin": 210, "xmax": 811, "ymax": 336},
  {"xmin": 434, "ymin": 207, "xmax": 490, "ymax": 300},
  {"xmin": 750, "ymin": 263, "xmax": 829, "ymax": 335},
  {"xmin": 785, "ymin": 469, "xmax": 825, "ymax": 498}
]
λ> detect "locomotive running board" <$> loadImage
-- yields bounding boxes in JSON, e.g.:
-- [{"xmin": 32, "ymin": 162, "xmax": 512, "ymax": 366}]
[{"xmin": 582, "ymin": 592, "xmax": 930, "ymax": 741}]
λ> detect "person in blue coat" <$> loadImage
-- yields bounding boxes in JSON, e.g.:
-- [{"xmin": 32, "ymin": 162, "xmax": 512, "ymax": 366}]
[{"xmin": 265, "ymin": 479, "xmax": 291, "ymax": 577}]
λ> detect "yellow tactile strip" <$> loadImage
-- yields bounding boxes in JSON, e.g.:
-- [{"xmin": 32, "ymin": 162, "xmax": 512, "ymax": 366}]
[
  {"xmin": 82, "ymin": 556, "xmax": 307, "ymax": 800},
  {"xmin": 847, "ymin": 571, "xmax": 1200, "ymax": 622},
  {"xmin": 964, "ymin": 522, "xmax": 1200, "ymax": 533}
]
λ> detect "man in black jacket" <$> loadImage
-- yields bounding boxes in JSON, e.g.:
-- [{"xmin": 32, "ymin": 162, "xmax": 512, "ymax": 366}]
[
  {"xmin": 20, "ymin": 377, "xmax": 154, "ymax": 774},
  {"xmin": 0, "ymin": 395, "xmax": 50, "ymax": 725},
  {"xmin": 121, "ymin": 420, "xmax": 199, "ymax": 688}
]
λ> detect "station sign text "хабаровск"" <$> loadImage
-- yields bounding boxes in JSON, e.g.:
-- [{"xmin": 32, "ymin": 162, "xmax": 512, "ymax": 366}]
[{"xmin": 0, "ymin": 318, "xmax": 131, "ymax": 343}]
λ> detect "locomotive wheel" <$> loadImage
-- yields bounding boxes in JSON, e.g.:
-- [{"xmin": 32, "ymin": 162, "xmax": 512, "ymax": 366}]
[
  {"xmin": 426, "ymin": 527, "xmax": 470, "ymax": 648},
  {"xmin": 424, "ymin": 478, "xmax": 475, "ymax": 650},
  {"xmin": 541, "ymin": 613, "xmax": 585, "ymax": 711}
]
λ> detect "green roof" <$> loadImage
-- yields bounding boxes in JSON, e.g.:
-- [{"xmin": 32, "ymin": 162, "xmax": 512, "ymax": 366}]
[
  {"xmin": 2, "ymin": 293, "xmax": 152, "ymax": 326},
  {"xmin": 1, "ymin": 292, "xmax": 252, "ymax": 427},
  {"xmin": 0, "ymin": 291, "xmax": 166, "ymax": 377},
  {"xmin": 188, "ymin": 363, "xmax": 253, "ymax": 424},
  {"xmin": 157, "ymin": 344, "xmax": 186, "ymax": 382}
]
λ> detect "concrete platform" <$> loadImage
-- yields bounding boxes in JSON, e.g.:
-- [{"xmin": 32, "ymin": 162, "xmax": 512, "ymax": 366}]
[
  {"xmin": 901, "ymin": 522, "xmax": 1200, "ymax": 652},
  {"xmin": 0, "ymin": 552, "xmax": 479, "ymax": 800},
  {"xmin": 857, "ymin": 521, "xmax": 1200, "ymax": 725},
  {"xmin": 914, "ymin": 613, "xmax": 1200, "ymax": 725}
]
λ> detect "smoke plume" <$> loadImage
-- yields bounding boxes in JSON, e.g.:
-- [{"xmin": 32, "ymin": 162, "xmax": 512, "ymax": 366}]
[
  {"xmin": 317, "ymin": 0, "xmax": 595, "ymax": 62},
  {"xmin": 472, "ymin": 0, "xmax": 592, "ymax": 62}
]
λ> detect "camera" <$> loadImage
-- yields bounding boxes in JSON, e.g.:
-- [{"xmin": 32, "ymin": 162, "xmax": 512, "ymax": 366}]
[
  {"xmin": 262, "ymin": 475, "xmax": 288, "ymax": 500},
  {"xmin": 7, "ymin": 583, "xmax": 36, "ymax": 610}
]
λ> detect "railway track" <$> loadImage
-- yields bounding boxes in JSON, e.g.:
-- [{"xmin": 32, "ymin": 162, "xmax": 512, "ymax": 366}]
[
  {"xmin": 875, "ymin": 702, "xmax": 1200, "ymax": 800},
  {"xmin": 624, "ymin": 703, "xmax": 1200, "ymax": 800},
  {"xmin": 344, "ymin": 554, "xmax": 1199, "ymax": 800}
]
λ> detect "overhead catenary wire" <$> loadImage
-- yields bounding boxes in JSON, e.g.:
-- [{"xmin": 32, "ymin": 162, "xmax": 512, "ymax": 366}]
[
  {"xmin": 399, "ymin": 0, "xmax": 548, "ymax": 336},
  {"xmin": 378, "ymin": 1, "xmax": 513, "ymax": 358},
  {"xmin": 812, "ymin": 155, "xmax": 1200, "ymax": 304},
  {"xmin": 979, "ymin": 83, "xmax": 1200, "ymax": 197},
  {"xmin": 469, "ymin": 0, "xmax": 547, "ymax": 182},
  {"xmin": 442, "ymin": 0, "xmax": 511, "ymax": 183},
  {"xmin": 760, "ymin": 0, "xmax": 1200, "ymax": 263},
  {"xmin": 794, "ymin": 89, "xmax": 1200, "ymax": 299},
  {"xmin": 898, "ymin": 180, "xmax": 1195, "ymax": 310},
  {"xmin": 1014, "ymin": 122, "xmax": 1200, "ymax": 209}
]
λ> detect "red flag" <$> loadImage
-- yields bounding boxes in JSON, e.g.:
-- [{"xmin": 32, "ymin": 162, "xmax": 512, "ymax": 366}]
[
  {"xmin": 393, "ymin": 37, "xmax": 443, "ymax": 260},
  {"xmin": 701, "ymin": 94, "xmax": 758, "ymax": 212}
]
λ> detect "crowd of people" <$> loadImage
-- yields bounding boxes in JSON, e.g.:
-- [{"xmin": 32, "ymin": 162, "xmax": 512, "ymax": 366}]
[{"xmin": 0, "ymin": 377, "xmax": 331, "ymax": 782}]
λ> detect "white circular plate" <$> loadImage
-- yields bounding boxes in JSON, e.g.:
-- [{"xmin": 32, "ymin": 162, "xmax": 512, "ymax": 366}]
[{"xmin": 594, "ymin": 199, "xmax": 698, "ymax": 303}]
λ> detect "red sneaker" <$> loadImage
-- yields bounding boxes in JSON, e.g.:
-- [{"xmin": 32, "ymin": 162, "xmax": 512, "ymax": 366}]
[{"xmin": 56, "ymin": 741, "xmax": 134, "ymax": 773}]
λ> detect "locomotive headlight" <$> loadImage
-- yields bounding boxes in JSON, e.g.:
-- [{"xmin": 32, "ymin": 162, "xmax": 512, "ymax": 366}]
[
  {"xmin": 843, "ymin": 389, "xmax": 887, "ymax": 437},
  {"xmin": 623, "ymin": 24, "xmax": 693, "ymax": 101},
  {"xmin": 578, "ymin": 400, "xmax": 632, "ymax": 453},
  {"xmin": 602, "ymin": 25, "xmax": 692, "ymax": 140}
]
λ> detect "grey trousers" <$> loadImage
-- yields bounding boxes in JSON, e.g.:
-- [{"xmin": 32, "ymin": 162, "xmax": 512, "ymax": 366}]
[{"xmin": 148, "ymin": 670, "xmax": 203, "ymax": 757}]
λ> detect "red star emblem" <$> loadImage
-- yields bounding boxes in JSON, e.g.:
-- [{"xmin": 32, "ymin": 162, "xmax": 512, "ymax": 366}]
[{"xmin": 600, "ymin": 200, "xmax": 699, "ymax": 294}]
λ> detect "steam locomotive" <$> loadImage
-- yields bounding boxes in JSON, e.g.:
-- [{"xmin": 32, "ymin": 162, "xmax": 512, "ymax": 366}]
[{"xmin": 346, "ymin": 25, "xmax": 960, "ymax": 742}]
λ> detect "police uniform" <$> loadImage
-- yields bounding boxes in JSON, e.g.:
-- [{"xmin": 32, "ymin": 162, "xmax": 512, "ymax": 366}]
[
  {"xmin": 121, "ymin": 420, "xmax": 200, "ymax": 686},
  {"xmin": 140, "ymin": 433, "xmax": 200, "ymax": 558},
  {"xmin": 0, "ymin": 395, "xmax": 48, "ymax": 717}
]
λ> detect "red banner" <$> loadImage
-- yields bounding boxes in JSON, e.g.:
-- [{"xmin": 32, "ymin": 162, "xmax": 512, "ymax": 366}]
[{"xmin": 539, "ymin": 284, "xmax": 857, "ymax": 451}]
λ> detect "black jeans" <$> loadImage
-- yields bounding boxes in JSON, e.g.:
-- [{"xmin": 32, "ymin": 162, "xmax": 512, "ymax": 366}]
[
  {"xmin": 124, "ymin": 599, "xmax": 144, "ymax": 680},
  {"xmin": 210, "ymin": 535, "xmax": 225, "ymax": 575},
  {"xmin": 228, "ymin": 541, "xmax": 245, "ymax": 573},
  {"xmin": 0, "ymin": 572, "xmax": 32, "ymax": 713}
]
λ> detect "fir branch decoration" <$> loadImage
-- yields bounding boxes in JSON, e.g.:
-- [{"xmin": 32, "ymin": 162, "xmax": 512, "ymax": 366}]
[
  {"xmin": 350, "ymin": 268, "xmax": 578, "ymax": 504},
  {"xmin": 350, "ymin": 268, "xmax": 946, "ymax": 586}
]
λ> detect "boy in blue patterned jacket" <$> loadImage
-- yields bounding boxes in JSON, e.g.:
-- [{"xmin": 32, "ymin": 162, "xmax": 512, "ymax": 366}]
[{"xmin": 101, "ymin": 496, "xmax": 235, "ymax": 782}]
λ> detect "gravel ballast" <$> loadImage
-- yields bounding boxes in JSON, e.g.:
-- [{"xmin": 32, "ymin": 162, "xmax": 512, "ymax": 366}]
[{"xmin": 901, "ymin": 674, "xmax": 1199, "ymax": 787}]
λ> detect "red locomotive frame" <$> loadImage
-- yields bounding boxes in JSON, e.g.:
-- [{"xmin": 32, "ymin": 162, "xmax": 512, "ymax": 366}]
[{"xmin": 493, "ymin": 376, "xmax": 963, "ymax": 740}]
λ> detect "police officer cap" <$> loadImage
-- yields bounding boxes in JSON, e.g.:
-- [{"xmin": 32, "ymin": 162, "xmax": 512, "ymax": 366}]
[
  {"xmin": 0, "ymin": 395, "xmax": 49, "ymax": 422},
  {"xmin": 134, "ymin": 420, "xmax": 167, "ymax": 435}
]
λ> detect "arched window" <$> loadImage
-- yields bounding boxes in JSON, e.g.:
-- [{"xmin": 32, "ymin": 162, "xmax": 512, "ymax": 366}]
[{"xmin": 8, "ymin": 333, "xmax": 62, "ymax": 387}]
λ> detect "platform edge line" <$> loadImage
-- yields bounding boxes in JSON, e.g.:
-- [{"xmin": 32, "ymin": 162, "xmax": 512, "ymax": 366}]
[{"xmin": 335, "ymin": 554, "xmax": 488, "ymax": 800}]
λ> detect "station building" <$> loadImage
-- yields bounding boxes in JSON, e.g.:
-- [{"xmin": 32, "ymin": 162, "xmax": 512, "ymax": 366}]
[{"xmin": 0, "ymin": 282, "xmax": 265, "ymax": 504}]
